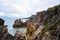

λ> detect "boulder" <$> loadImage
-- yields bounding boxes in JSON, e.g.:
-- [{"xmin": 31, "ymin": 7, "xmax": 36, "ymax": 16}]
[
  {"xmin": 0, "ymin": 18, "xmax": 5, "ymax": 25},
  {"xmin": 0, "ymin": 25, "xmax": 8, "ymax": 37},
  {"xmin": 13, "ymin": 19, "xmax": 23, "ymax": 28},
  {"xmin": 0, "ymin": 25, "xmax": 13, "ymax": 40},
  {"xmin": 14, "ymin": 30, "xmax": 26, "ymax": 40}
]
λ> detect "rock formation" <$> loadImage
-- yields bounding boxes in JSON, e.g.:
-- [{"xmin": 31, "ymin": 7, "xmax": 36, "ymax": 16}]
[
  {"xmin": 14, "ymin": 30, "xmax": 26, "ymax": 40},
  {"xmin": 13, "ymin": 19, "xmax": 23, "ymax": 28},
  {"xmin": 0, "ymin": 4, "xmax": 60, "ymax": 40},
  {"xmin": 0, "ymin": 18, "xmax": 5, "ymax": 25},
  {"xmin": 0, "ymin": 18, "xmax": 13, "ymax": 40},
  {"xmin": 26, "ymin": 4, "xmax": 60, "ymax": 40},
  {"xmin": 13, "ymin": 15, "xmax": 35, "ymax": 28}
]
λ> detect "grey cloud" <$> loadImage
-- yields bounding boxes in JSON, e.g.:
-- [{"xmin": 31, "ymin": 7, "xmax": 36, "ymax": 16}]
[{"xmin": 0, "ymin": 0, "xmax": 60, "ymax": 18}]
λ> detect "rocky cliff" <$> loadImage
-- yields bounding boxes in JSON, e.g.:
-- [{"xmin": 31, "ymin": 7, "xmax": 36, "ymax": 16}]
[
  {"xmin": 0, "ymin": 4, "xmax": 60, "ymax": 40},
  {"xmin": 26, "ymin": 4, "xmax": 60, "ymax": 40},
  {"xmin": 0, "ymin": 18, "xmax": 13, "ymax": 40}
]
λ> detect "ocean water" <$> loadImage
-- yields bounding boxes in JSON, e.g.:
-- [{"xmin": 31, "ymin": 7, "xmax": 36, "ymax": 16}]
[
  {"xmin": 0, "ymin": 17, "xmax": 28, "ymax": 36},
  {"xmin": 6, "ymin": 19, "xmax": 28, "ymax": 36},
  {"xmin": 8, "ymin": 27, "xmax": 27, "ymax": 36}
]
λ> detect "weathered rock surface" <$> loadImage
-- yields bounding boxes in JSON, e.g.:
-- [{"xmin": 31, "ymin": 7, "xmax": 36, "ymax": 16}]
[
  {"xmin": 0, "ymin": 18, "xmax": 13, "ymax": 40},
  {"xmin": 13, "ymin": 15, "xmax": 35, "ymax": 28},
  {"xmin": 0, "ymin": 18, "xmax": 5, "ymax": 25},
  {"xmin": 57, "ymin": 25, "xmax": 60, "ymax": 40},
  {"xmin": 0, "ymin": 4, "xmax": 60, "ymax": 40},
  {"xmin": 26, "ymin": 4, "xmax": 60, "ymax": 40},
  {"xmin": 0, "ymin": 25, "xmax": 13, "ymax": 40},
  {"xmin": 13, "ymin": 19, "xmax": 23, "ymax": 28},
  {"xmin": 14, "ymin": 30, "xmax": 26, "ymax": 40}
]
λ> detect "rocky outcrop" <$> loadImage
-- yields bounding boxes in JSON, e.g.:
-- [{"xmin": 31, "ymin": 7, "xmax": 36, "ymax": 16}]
[
  {"xmin": 0, "ymin": 25, "xmax": 14, "ymax": 40},
  {"xmin": 13, "ymin": 15, "xmax": 35, "ymax": 28},
  {"xmin": 14, "ymin": 30, "xmax": 26, "ymax": 40},
  {"xmin": 26, "ymin": 4, "xmax": 60, "ymax": 40},
  {"xmin": 13, "ymin": 19, "xmax": 24, "ymax": 28},
  {"xmin": 0, "ymin": 18, "xmax": 5, "ymax": 26},
  {"xmin": 0, "ymin": 18, "xmax": 13, "ymax": 40},
  {"xmin": 0, "ymin": 4, "xmax": 60, "ymax": 40}
]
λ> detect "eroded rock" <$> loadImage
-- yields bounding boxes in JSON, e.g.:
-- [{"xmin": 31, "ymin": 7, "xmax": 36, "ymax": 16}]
[
  {"xmin": 13, "ymin": 19, "xmax": 23, "ymax": 28},
  {"xmin": 14, "ymin": 30, "xmax": 26, "ymax": 40},
  {"xmin": 0, "ymin": 18, "xmax": 13, "ymax": 40},
  {"xmin": 0, "ymin": 18, "xmax": 5, "ymax": 25},
  {"xmin": 26, "ymin": 4, "xmax": 60, "ymax": 40}
]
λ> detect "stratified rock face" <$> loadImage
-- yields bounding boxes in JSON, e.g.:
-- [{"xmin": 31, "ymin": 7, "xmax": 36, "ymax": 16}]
[
  {"xmin": 14, "ymin": 30, "xmax": 26, "ymax": 40},
  {"xmin": 26, "ymin": 4, "xmax": 60, "ymax": 40},
  {"xmin": 0, "ymin": 18, "xmax": 5, "ymax": 25},
  {"xmin": 13, "ymin": 19, "xmax": 23, "ymax": 28}
]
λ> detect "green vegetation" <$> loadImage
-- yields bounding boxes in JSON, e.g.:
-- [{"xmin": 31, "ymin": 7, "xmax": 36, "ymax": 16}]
[{"xmin": 48, "ymin": 4, "xmax": 60, "ymax": 10}]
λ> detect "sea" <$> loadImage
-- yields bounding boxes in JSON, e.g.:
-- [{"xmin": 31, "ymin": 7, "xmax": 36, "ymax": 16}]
[
  {"xmin": 7, "ymin": 19, "xmax": 28, "ymax": 36},
  {"xmin": 8, "ymin": 27, "xmax": 27, "ymax": 36},
  {"xmin": 0, "ymin": 16, "xmax": 28, "ymax": 36}
]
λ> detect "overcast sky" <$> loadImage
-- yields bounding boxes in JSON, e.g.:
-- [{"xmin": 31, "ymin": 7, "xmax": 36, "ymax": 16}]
[{"xmin": 0, "ymin": 0, "xmax": 60, "ymax": 18}]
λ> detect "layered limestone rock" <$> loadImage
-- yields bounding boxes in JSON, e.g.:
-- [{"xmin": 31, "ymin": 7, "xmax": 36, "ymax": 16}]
[
  {"xmin": 14, "ymin": 30, "xmax": 26, "ymax": 40},
  {"xmin": 13, "ymin": 19, "xmax": 23, "ymax": 28},
  {"xmin": 26, "ymin": 4, "xmax": 60, "ymax": 40}
]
